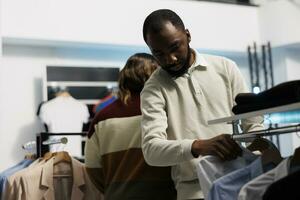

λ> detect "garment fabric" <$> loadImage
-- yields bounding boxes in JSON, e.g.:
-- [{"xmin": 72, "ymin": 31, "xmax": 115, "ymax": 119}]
[
  {"xmin": 39, "ymin": 96, "xmax": 90, "ymax": 157},
  {"xmin": 232, "ymin": 80, "xmax": 300, "ymax": 114},
  {"xmin": 207, "ymin": 157, "xmax": 263, "ymax": 200},
  {"xmin": 141, "ymin": 50, "xmax": 264, "ymax": 200},
  {"xmin": 4, "ymin": 157, "xmax": 101, "ymax": 200},
  {"xmin": 93, "ymin": 94, "xmax": 117, "ymax": 114},
  {"xmin": 197, "ymin": 148, "xmax": 258, "ymax": 199},
  {"xmin": 0, "ymin": 159, "xmax": 33, "ymax": 199},
  {"xmin": 263, "ymin": 167, "xmax": 300, "ymax": 200},
  {"xmin": 2, "ymin": 158, "xmax": 45, "ymax": 200},
  {"xmin": 85, "ymin": 95, "xmax": 176, "ymax": 200},
  {"xmin": 238, "ymin": 158, "xmax": 290, "ymax": 200}
]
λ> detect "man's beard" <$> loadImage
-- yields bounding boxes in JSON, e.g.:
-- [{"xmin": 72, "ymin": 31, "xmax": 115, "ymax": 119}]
[{"xmin": 162, "ymin": 46, "xmax": 192, "ymax": 78}]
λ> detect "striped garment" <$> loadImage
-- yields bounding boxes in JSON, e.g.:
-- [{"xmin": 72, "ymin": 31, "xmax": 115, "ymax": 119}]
[{"xmin": 85, "ymin": 95, "xmax": 176, "ymax": 200}]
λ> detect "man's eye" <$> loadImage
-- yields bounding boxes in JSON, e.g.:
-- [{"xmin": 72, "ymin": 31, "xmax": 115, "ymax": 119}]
[{"xmin": 171, "ymin": 45, "xmax": 180, "ymax": 51}]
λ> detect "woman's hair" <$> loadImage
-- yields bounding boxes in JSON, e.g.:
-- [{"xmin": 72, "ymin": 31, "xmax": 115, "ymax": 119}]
[{"xmin": 118, "ymin": 53, "xmax": 158, "ymax": 104}]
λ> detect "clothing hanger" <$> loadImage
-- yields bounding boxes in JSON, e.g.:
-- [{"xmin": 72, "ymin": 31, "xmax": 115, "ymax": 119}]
[
  {"xmin": 43, "ymin": 151, "xmax": 71, "ymax": 164},
  {"xmin": 52, "ymin": 151, "xmax": 72, "ymax": 165},
  {"xmin": 51, "ymin": 151, "xmax": 72, "ymax": 178},
  {"xmin": 24, "ymin": 154, "xmax": 37, "ymax": 160},
  {"xmin": 247, "ymin": 137, "xmax": 277, "ymax": 152},
  {"xmin": 22, "ymin": 140, "xmax": 37, "ymax": 160},
  {"xmin": 56, "ymin": 91, "xmax": 71, "ymax": 97},
  {"xmin": 43, "ymin": 151, "xmax": 53, "ymax": 160},
  {"xmin": 247, "ymin": 137, "xmax": 283, "ymax": 170}
]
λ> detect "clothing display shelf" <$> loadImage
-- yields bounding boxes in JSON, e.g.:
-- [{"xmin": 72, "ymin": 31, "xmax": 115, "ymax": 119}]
[{"xmin": 207, "ymin": 102, "xmax": 300, "ymax": 138}]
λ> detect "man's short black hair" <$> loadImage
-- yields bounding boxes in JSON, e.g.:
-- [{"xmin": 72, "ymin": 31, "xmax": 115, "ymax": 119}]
[{"xmin": 143, "ymin": 9, "xmax": 185, "ymax": 43}]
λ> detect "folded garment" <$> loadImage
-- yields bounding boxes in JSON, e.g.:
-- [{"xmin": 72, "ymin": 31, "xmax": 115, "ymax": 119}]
[
  {"xmin": 233, "ymin": 98, "xmax": 300, "ymax": 114},
  {"xmin": 233, "ymin": 80, "xmax": 300, "ymax": 114},
  {"xmin": 235, "ymin": 93, "xmax": 260, "ymax": 105}
]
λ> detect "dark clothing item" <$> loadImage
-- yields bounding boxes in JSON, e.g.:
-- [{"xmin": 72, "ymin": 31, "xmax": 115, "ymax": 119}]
[
  {"xmin": 232, "ymin": 80, "xmax": 300, "ymax": 114},
  {"xmin": 263, "ymin": 169, "xmax": 300, "ymax": 200}
]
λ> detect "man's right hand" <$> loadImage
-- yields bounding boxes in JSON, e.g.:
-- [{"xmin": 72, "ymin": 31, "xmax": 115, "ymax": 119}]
[{"xmin": 191, "ymin": 134, "xmax": 242, "ymax": 161}]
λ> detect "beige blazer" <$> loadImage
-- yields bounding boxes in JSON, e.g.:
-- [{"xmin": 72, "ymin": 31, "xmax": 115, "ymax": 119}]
[
  {"xmin": 3, "ymin": 158, "xmax": 45, "ymax": 200},
  {"xmin": 4, "ymin": 157, "xmax": 102, "ymax": 200}
]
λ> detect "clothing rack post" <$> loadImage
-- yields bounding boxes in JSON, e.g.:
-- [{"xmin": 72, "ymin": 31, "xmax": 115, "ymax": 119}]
[{"xmin": 36, "ymin": 134, "xmax": 41, "ymax": 157}]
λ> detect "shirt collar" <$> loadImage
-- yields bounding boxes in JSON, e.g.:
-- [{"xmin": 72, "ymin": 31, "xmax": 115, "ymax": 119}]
[
  {"xmin": 188, "ymin": 49, "xmax": 208, "ymax": 73},
  {"xmin": 158, "ymin": 48, "xmax": 209, "ymax": 79},
  {"xmin": 273, "ymin": 158, "xmax": 290, "ymax": 181}
]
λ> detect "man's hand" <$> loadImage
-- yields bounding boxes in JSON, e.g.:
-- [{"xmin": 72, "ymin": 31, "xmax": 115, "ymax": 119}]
[{"xmin": 191, "ymin": 134, "xmax": 242, "ymax": 161}]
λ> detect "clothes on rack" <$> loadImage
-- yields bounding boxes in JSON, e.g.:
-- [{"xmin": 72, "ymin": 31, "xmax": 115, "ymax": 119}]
[
  {"xmin": 238, "ymin": 158, "xmax": 290, "ymax": 200},
  {"xmin": 207, "ymin": 157, "xmax": 265, "ymax": 200},
  {"xmin": 232, "ymin": 80, "xmax": 300, "ymax": 114},
  {"xmin": 2, "ymin": 158, "xmax": 44, "ymax": 200},
  {"xmin": 39, "ymin": 95, "xmax": 89, "ymax": 157},
  {"xmin": 0, "ymin": 159, "xmax": 34, "ymax": 199},
  {"xmin": 197, "ymin": 148, "xmax": 258, "ymax": 199},
  {"xmin": 196, "ymin": 155, "xmax": 300, "ymax": 200},
  {"xmin": 195, "ymin": 138, "xmax": 300, "ymax": 200},
  {"xmin": 2, "ymin": 152, "xmax": 103, "ymax": 200}
]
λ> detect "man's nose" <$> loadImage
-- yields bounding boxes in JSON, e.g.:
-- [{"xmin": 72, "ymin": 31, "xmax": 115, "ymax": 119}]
[{"xmin": 165, "ymin": 54, "xmax": 177, "ymax": 65}]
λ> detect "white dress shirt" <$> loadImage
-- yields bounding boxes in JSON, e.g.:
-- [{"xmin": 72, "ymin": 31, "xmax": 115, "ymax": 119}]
[{"xmin": 197, "ymin": 148, "xmax": 258, "ymax": 199}]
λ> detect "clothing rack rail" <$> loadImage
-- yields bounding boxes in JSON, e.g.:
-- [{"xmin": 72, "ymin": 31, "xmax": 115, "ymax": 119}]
[
  {"xmin": 232, "ymin": 124, "xmax": 300, "ymax": 141},
  {"xmin": 42, "ymin": 137, "xmax": 68, "ymax": 145},
  {"xmin": 36, "ymin": 132, "xmax": 87, "ymax": 157}
]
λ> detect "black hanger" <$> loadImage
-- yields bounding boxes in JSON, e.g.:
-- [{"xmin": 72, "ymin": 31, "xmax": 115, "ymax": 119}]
[{"xmin": 247, "ymin": 137, "xmax": 283, "ymax": 170}]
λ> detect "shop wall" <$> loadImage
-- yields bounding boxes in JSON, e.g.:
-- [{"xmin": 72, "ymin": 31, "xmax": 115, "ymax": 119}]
[
  {"xmin": 258, "ymin": 0, "xmax": 300, "ymax": 47},
  {"xmin": 1, "ymin": 0, "xmax": 260, "ymax": 52},
  {"xmin": 286, "ymin": 48, "xmax": 300, "ymax": 81}
]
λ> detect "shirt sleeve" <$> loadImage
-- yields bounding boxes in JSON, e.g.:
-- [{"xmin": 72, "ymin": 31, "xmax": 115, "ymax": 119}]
[
  {"xmin": 225, "ymin": 58, "xmax": 264, "ymax": 133},
  {"xmin": 141, "ymin": 80, "xmax": 195, "ymax": 167}
]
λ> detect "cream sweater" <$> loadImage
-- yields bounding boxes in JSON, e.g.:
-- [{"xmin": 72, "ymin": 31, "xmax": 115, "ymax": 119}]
[{"xmin": 141, "ymin": 50, "xmax": 264, "ymax": 200}]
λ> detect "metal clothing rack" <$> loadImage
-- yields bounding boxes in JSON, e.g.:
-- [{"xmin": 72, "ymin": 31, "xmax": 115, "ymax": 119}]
[
  {"xmin": 207, "ymin": 102, "xmax": 300, "ymax": 150},
  {"xmin": 232, "ymin": 124, "xmax": 300, "ymax": 141},
  {"xmin": 36, "ymin": 132, "xmax": 87, "ymax": 157}
]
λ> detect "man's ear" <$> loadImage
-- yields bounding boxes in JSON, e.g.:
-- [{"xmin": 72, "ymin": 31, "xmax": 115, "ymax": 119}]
[{"xmin": 186, "ymin": 29, "xmax": 191, "ymax": 42}]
